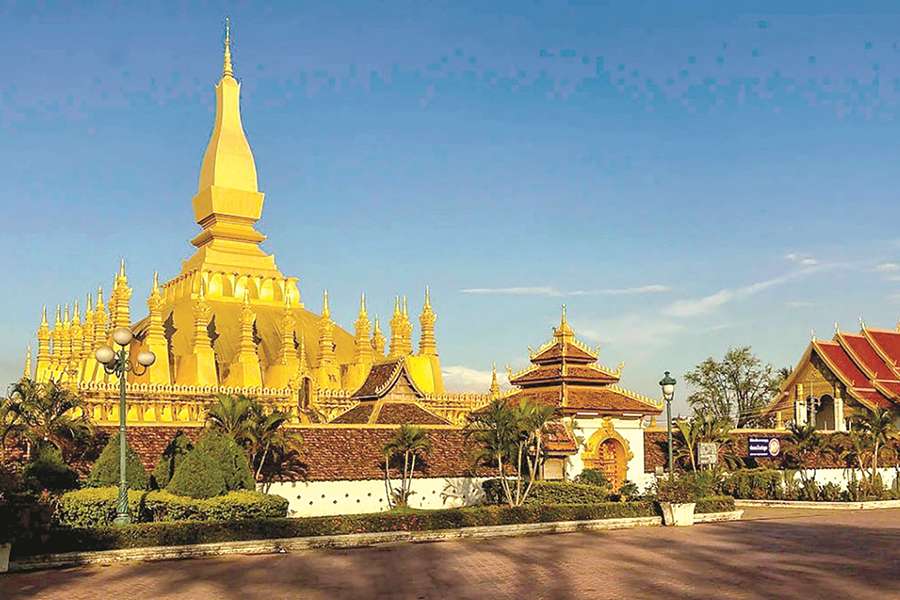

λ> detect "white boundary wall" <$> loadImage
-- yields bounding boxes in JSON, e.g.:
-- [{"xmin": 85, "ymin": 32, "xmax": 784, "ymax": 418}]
[{"xmin": 266, "ymin": 477, "xmax": 489, "ymax": 517}]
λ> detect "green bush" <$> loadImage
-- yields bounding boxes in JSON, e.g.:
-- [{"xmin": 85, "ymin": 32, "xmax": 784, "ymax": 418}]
[
  {"xmin": 87, "ymin": 435, "xmax": 149, "ymax": 490},
  {"xmin": 56, "ymin": 487, "xmax": 289, "ymax": 528},
  {"xmin": 23, "ymin": 445, "xmax": 79, "ymax": 492},
  {"xmin": 482, "ymin": 479, "xmax": 611, "ymax": 506},
  {"xmin": 15, "ymin": 496, "xmax": 736, "ymax": 558},
  {"xmin": 166, "ymin": 448, "xmax": 227, "ymax": 499},
  {"xmin": 694, "ymin": 496, "xmax": 736, "ymax": 513},
  {"xmin": 150, "ymin": 431, "xmax": 193, "ymax": 489},
  {"xmin": 819, "ymin": 482, "xmax": 842, "ymax": 502},
  {"xmin": 653, "ymin": 474, "xmax": 701, "ymax": 503},
  {"xmin": 721, "ymin": 469, "xmax": 783, "ymax": 500},
  {"xmin": 166, "ymin": 432, "xmax": 253, "ymax": 499},
  {"xmin": 574, "ymin": 469, "xmax": 610, "ymax": 488}
]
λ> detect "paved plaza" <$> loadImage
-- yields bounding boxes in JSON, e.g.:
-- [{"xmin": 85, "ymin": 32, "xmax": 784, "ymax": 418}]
[{"xmin": 2, "ymin": 508, "xmax": 898, "ymax": 600}]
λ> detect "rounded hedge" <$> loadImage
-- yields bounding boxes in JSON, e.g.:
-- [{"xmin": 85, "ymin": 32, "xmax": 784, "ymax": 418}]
[
  {"xmin": 87, "ymin": 434, "xmax": 149, "ymax": 490},
  {"xmin": 151, "ymin": 431, "xmax": 194, "ymax": 490},
  {"xmin": 165, "ymin": 431, "xmax": 254, "ymax": 499},
  {"xmin": 23, "ymin": 445, "xmax": 79, "ymax": 492}
]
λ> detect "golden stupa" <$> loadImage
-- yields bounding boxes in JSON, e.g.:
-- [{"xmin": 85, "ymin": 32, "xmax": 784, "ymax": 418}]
[{"xmin": 27, "ymin": 22, "xmax": 486, "ymax": 425}]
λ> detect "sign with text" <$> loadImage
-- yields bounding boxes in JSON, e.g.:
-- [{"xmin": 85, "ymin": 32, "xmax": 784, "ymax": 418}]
[
  {"xmin": 748, "ymin": 436, "xmax": 781, "ymax": 458},
  {"xmin": 697, "ymin": 442, "xmax": 718, "ymax": 466}
]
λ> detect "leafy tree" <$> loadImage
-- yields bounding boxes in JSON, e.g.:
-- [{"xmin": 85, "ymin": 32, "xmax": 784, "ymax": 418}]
[
  {"xmin": 673, "ymin": 414, "xmax": 742, "ymax": 472},
  {"xmin": 852, "ymin": 408, "xmax": 897, "ymax": 477},
  {"xmin": 382, "ymin": 425, "xmax": 432, "ymax": 508},
  {"xmin": 466, "ymin": 398, "xmax": 557, "ymax": 507},
  {"xmin": 3, "ymin": 378, "xmax": 91, "ymax": 457},
  {"xmin": 166, "ymin": 448, "xmax": 228, "ymax": 499},
  {"xmin": 87, "ymin": 434, "xmax": 149, "ymax": 489},
  {"xmin": 684, "ymin": 347, "xmax": 780, "ymax": 428},
  {"xmin": 23, "ymin": 444, "xmax": 79, "ymax": 492},
  {"xmin": 206, "ymin": 393, "xmax": 255, "ymax": 442},
  {"xmin": 150, "ymin": 431, "xmax": 194, "ymax": 489}
]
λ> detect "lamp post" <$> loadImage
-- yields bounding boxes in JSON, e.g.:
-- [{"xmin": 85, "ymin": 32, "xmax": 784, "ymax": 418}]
[
  {"xmin": 95, "ymin": 327, "xmax": 155, "ymax": 525},
  {"xmin": 659, "ymin": 371, "xmax": 676, "ymax": 476}
]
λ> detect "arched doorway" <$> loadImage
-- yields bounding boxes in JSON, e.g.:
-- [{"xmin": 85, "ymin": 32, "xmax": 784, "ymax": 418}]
[
  {"xmin": 814, "ymin": 395, "xmax": 835, "ymax": 430},
  {"xmin": 581, "ymin": 423, "xmax": 633, "ymax": 490}
]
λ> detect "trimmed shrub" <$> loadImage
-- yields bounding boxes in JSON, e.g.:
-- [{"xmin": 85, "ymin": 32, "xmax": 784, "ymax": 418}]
[
  {"xmin": 23, "ymin": 445, "xmax": 79, "ymax": 492},
  {"xmin": 150, "ymin": 431, "xmax": 193, "ymax": 489},
  {"xmin": 87, "ymin": 435, "xmax": 149, "ymax": 490},
  {"xmin": 166, "ymin": 449, "xmax": 227, "ymax": 499},
  {"xmin": 482, "ymin": 479, "xmax": 611, "ymax": 506},
  {"xmin": 574, "ymin": 469, "xmax": 610, "ymax": 488},
  {"xmin": 57, "ymin": 487, "xmax": 148, "ymax": 527},
  {"xmin": 16, "ymin": 497, "xmax": 735, "ymax": 558},
  {"xmin": 720, "ymin": 469, "xmax": 783, "ymax": 500},
  {"xmin": 56, "ymin": 487, "xmax": 289, "ymax": 527},
  {"xmin": 694, "ymin": 496, "xmax": 736, "ymax": 513},
  {"xmin": 166, "ymin": 431, "xmax": 254, "ymax": 499}
]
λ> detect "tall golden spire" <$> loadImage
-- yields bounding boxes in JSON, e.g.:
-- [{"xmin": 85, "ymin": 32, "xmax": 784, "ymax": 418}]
[
  {"xmin": 112, "ymin": 261, "xmax": 132, "ymax": 331},
  {"xmin": 277, "ymin": 291, "xmax": 297, "ymax": 366},
  {"xmin": 145, "ymin": 272, "xmax": 171, "ymax": 385},
  {"xmin": 176, "ymin": 280, "xmax": 217, "ymax": 386},
  {"xmin": 317, "ymin": 289, "xmax": 339, "ymax": 388},
  {"xmin": 554, "ymin": 303, "xmax": 575, "ymax": 343},
  {"xmin": 223, "ymin": 17, "xmax": 234, "ymax": 78},
  {"xmin": 389, "ymin": 296, "xmax": 404, "ymax": 358},
  {"xmin": 69, "ymin": 300, "xmax": 83, "ymax": 368},
  {"xmin": 35, "ymin": 306, "xmax": 51, "ymax": 382},
  {"xmin": 490, "ymin": 362, "xmax": 501, "ymax": 399},
  {"xmin": 225, "ymin": 290, "xmax": 263, "ymax": 388},
  {"xmin": 23, "ymin": 345, "xmax": 32, "ymax": 380},
  {"xmin": 418, "ymin": 286, "xmax": 437, "ymax": 356},
  {"xmin": 353, "ymin": 292, "xmax": 373, "ymax": 364},
  {"xmin": 82, "ymin": 292, "xmax": 95, "ymax": 361},
  {"xmin": 372, "ymin": 316, "xmax": 386, "ymax": 357},
  {"xmin": 400, "ymin": 295, "xmax": 413, "ymax": 355},
  {"xmin": 94, "ymin": 286, "xmax": 108, "ymax": 348}
]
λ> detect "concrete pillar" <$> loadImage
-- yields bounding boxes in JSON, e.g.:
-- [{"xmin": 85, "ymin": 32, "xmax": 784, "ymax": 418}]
[
  {"xmin": 834, "ymin": 389, "xmax": 845, "ymax": 432},
  {"xmin": 794, "ymin": 384, "xmax": 807, "ymax": 425}
]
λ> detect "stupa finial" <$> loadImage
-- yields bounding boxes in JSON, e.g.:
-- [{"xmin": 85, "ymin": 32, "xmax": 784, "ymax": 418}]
[{"xmin": 223, "ymin": 17, "xmax": 234, "ymax": 78}]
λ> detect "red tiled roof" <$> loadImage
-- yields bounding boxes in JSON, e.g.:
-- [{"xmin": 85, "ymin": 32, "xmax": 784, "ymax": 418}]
[
  {"xmin": 331, "ymin": 404, "xmax": 375, "ymax": 424},
  {"xmin": 352, "ymin": 360, "xmax": 405, "ymax": 399},
  {"xmin": 866, "ymin": 329, "xmax": 900, "ymax": 368},
  {"xmin": 374, "ymin": 403, "xmax": 450, "ymax": 425},
  {"xmin": 815, "ymin": 341, "xmax": 871, "ymax": 388},
  {"xmin": 532, "ymin": 341, "xmax": 596, "ymax": 364},
  {"xmin": 543, "ymin": 421, "xmax": 577, "ymax": 454},
  {"xmin": 509, "ymin": 364, "xmax": 618, "ymax": 386},
  {"xmin": 565, "ymin": 387, "xmax": 661, "ymax": 414},
  {"xmin": 877, "ymin": 380, "xmax": 900, "ymax": 397},
  {"xmin": 839, "ymin": 333, "xmax": 895, "ymax": 379},
  {"xmin": 855, "ymin": 389, "xmax": 895, "ymax": 409}
]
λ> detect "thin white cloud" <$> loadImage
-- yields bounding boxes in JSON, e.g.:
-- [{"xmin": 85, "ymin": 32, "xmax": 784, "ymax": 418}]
[
  {"xmin": 663, "ymin": 266, "xmax": 830, "ymax": 318},
  {"xmin": 442, "ymin": 365, "xmax": 508, "ymax": 392},
  {"xmin": 460, "ymin": 284, "xmax": 670, "ymax": 297},
  {"xmin": 578, "ymin": 314, "xmax": 687, "ymax": 349},
  {"xmin": 875, "ymin": 262, "xmax": 900, "ymax": 273},
  {"xmin": 785, "ymin": 253, "xmax": 819, "ymax": 267},
  {"xmin": 786, "ymin": 301, "xmax": 814, "ymax": 309}
]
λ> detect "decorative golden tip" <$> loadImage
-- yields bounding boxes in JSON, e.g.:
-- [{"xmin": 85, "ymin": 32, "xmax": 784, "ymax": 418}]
[
  {"xmin": 223, "ymin": 16, "xmax": 234, "ymax": 78},
  {"xmin": 322, "ymin": 289, "xmax": 330, "ymax": 317},
  {"xmin": 73, "ymin": 300, "xmax": 80, "ymax": 321},
  {"xmin": 393, "ymin": 296, "xmax": 401, "ymax": 315},
  {"xmin": 402, "ymin": 296, "xmax": 409, "ymax": 317},
  {"xmin": 858, "ymin": 316, "xmax": 866, "ymax": 329},
  {"xmin": 424, "ymin": 285, "xmax": 431, "ymax": 308},
  {"xmin": 561, "ymin": 304, "xmax": 568, "ymax": 324},
  {"xmin": 152, "ymin": 271, "xmax": 160, "ymax": 293},
  {"xmin": 55, "ymin": 304, "xmax": 62, "ymax": 324},
  {"xmin": 373, "ymin": 316, "xmax": 381, "ymax": 332},
  {"xmin": 360, "ymin": 292, "xmax": 367, "ymax": 315},
  {"xmin": 834, "ymin": 321, "xmax": 840, "ymax": 333},
  {"xmin": 97, "ymin": 286, "xmax": 104, "ymax": 305},
  {"xmin": 86, "ymin": 292, "xmax": 93, "ymax": 312},
  {"xmin": 119, "ymin": 257, "xmax": 126, "ymax": 278},
  {"xmin": 41, "ymin": 305, "xmax": 48, "ymax": 325}
]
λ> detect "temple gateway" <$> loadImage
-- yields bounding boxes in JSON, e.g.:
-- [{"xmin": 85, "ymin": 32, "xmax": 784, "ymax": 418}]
[{"xmin": 21, "ymin": 27, "xmax": 663, "ymax": 513}]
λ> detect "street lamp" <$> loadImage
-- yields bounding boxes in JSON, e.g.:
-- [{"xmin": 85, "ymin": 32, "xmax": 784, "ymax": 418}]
[
  {"xmin": 659, "ymin": 371, "xmax": 676, "ymax": 476},
  {"xmin": 95, "ymin": 327, "xmax": 155, "ymax": 525}
]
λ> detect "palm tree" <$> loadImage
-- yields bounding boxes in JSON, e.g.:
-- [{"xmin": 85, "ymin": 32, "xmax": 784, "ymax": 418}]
[
  {"xmin": 786, "ymin": 422, "xmax": 823, "ymax": 493},
  {"xmin": 674, "ymin": 414, "xmax": 737, "ymax": 472},
  {"xmin": 383, "ymin": 424, "xmax": 432, "ymax": 508},
  {"xmin": 206, "ymin": 394, "xmax": 254, "ymax": 443},
  {"xmin": 4, "ymin": 378, "xmax": 91, "ymax": 458},
  {"xmin": 245, "ymin": 402, "xmax": 298, "ymax": 481},
  {"xmin": 466, "ymin": 398, "xmax": 556, "ymax": 507},
  {"xmin": 852, "ymin": 408, "xmax": 897, "ymax": 478}
]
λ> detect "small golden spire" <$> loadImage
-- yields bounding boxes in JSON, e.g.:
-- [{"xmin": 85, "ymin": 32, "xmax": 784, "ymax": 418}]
[
  {"xmin": 24, "ymin": 345, "xmax": 32, "ymax": 379},
  {"xmin": 72, "ymin": 300, "xmax": 81, "ymax": 324},
  {"xmin": 97, "ymin": 286, "xmax": 104, "ymax": 307},
  {"xmin": 64, "ymin": 304, "xmax": 70, "ymax": 324},
  {"xmin": 41, "ymin": 305, "xmax": 48, "ymax": 326},
  {"xmin": 119, "ymin": 257, "xmax": 126, "ymax": 279},
  {"xmin": 424, "ymin": 285, "xmax": 432, "ymax": 309},
  {"xmin": 402, "ymin": 296, "xmax": 409, "ymax": 317},
  {"xmin": 152, "ymin": 271, "xmax": 160, "ymax": 294},
  {"xmin": 86, "ymin": 292, "xmax": 93, "ymax": 313},
  {"xmin": 55, "ymin": 304, "xmax": 62, "ymax": 326},
  {"xmin": 322, "ymin": 289, "xmax": 330, "ymax": 319},
  {"xmin": 223, "ymin": 17, "xmax": 234, "ymax": 78},
  {"xmin": 359, "ymin": 292, "xmax": 367, "ymax": 317},
  {"xmin": 393, "ymin": 296, "xmax": 401, "ymax": 316},
  {"xmin": 490, "ymin": 362, "xmax": 500, "ymax": 399}
]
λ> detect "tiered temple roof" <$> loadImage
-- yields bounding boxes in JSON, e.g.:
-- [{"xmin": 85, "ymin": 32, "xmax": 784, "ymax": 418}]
[
  {"xmin": 505, "ymin": 307, "xmax": 662, "ymax": 417},
  {"xmin": 769, "ymin": 324, "xmax": 900, "ymax": 414}
]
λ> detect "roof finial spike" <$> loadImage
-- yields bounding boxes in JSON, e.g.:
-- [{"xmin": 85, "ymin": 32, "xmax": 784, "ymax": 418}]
[
  {"xmin": 322, "ymin": 289, "xmax": 330, "ymax": 318},
  {"xmin": 402, "ymin": 296, "xmax": 409, "ymax": 317},
  {"xmin": 152, "ymin": 271, "xmax": 160, "ymax": 294},
  {"xmin": 858, "ymin": 315, "xmax": 866, "ymax": 329},
  {"xmin": 561, "ymin": 304, "xmax": 567, "ymax": 324},
  {"xmin": 811, "ymin": 328, "xmax": 817, "ymax": 342},
  {"xmin": 424, "ymin": 285, "xmax": 431, "ymax": 308},
  {"xmin": 359, "ymin": 292, "xmax": 367, "ymax": 316},
  {"xmin": 119, "ymin": 257, "xmax": 126, "ymax": 278},
  {"xmin": 834, "ymin": 321, "xmax": 840, "ymax": 334},
  {"xmin": 223, "ymin": 17, "xmax": 234, "ymax": 78},
  {"xmin": 41, "ymin": 305, "xmax": 48, "ymax": 326}
]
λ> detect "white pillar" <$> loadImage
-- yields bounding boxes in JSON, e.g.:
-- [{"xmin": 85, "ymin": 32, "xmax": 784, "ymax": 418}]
[
  {"xmin": 794, "ymin": 384, "xmax": 807, "ymax": 425},
  {"xmin": 834, "ymin": 390, "xmax": 845, "ymax": 432}
]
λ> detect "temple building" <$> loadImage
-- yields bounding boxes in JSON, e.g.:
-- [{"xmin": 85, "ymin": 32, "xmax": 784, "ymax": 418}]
[
  {"xmin": 767, "ymin": 323, "xmax": 900, "ymax": 430},
  {"xmin": 26, "ymin": 23, "xmax": 482, "ymax": 426},
  {"xmin": 496, "ymin": 307, "xmax": 661, "ymax": 487}
]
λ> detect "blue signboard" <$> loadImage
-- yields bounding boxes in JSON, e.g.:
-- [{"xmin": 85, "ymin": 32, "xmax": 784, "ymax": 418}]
[{"xmin": 748, "ymin": 436, "xmax": 781, "ymax": 458}]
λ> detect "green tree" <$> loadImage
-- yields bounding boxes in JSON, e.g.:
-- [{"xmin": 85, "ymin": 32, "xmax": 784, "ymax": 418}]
[
  {"xmin": 3, "ymin": 378, "xmax": 92, "ymax": 457},
  {"xmin": 466, "ymin": 398, "xmax": 556, "ymax": 507},
  {"xmin": 244, "ymin": 402, "xmax": 299, "ymax": 482},
  {"xmin": 382, "ymin": 425, "xmax": 432, "ymax": 508},
  {"xmin": 684, "ymin": 347, "xmax": 780, "ymax": 428},
  {"xmin": 206, "ymin": 394, "xmax": 254, "ymax": 443},
  {"xmin": 166, "ymin": 431, "xmax": 255, "ymax": 499},
  {"xmin": 150, "ymin": 431, "xmax": 194, "ymax": 489},
  {"xmin": 87, "ymin": 434, "xmax": 149, "ymax": 489},
  {"xmin": 852, "ymin": 408, "xmax": 897, "ymax": 477}
]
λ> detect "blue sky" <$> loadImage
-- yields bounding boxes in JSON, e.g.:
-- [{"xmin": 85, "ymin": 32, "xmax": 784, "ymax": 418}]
[{"xmin": 3, "ymin": 1, "xmax": 900, "ymax": 413}]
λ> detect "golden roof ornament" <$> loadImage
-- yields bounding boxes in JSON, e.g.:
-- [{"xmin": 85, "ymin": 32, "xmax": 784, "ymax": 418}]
[{"xmin": 223, "ymin": 17, "xmax": 234, "ymax": 78}]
